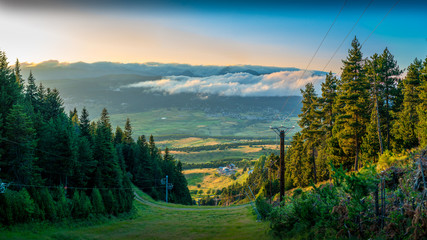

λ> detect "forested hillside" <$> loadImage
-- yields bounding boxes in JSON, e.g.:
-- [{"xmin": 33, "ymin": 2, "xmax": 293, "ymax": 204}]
[
  {"xmin": 0, "ymin": 51, "xmax": 191, "ymax": 226},
  {"xmin": 212, "ymin": 37, "xmax": 427, "ymax": 239}
]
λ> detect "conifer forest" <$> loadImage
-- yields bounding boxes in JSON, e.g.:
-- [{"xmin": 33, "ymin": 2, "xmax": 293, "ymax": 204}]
[
  {"xmin": 0, "ymin": 13, "xmax": 426, "ymax": 240},
  {"xmin": 0, "ymin": 50, "xmax": 192, "ymax": 226}
]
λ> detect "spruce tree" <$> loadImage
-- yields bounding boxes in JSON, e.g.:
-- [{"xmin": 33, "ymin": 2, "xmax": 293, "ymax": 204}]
[
  {"xmin": 93, "ymin": 109, "xmax": 121, "ymax": 188},
  {"xmin": 416, "ymin": 58, "xmax": 427, "ymax": 147},
  {"xmin": 0, "ymin": 51, "xmax": 22, "ymax": 126},
  {"xmin": 320, "ymin": 72, "xmax": 337, "ymax": 138},
  {"xmin": 298, "ymin": 83, "xmax": 322, "ymax": 183},
  {"xmin": 124, "ymin": 117, "xmax": 133, "ymax": 144},
  {"xmin": 14, "ymin": 59, "xmax": 23, "ymax": 87},
  {"xmin": 79, "ymin": 107, "xmax": 91, "ymax": 138},
  {"xmin": 25, "ymin": 71, "xmax": 38, "ymax": 107},
  {"xmin": 3, "ymin": 104, "xmax": 37, "ymax": 184},
  {"xmin": 333, "ymin": 37, "xmax": 370, "ymax": 171},
  {"xmin": 392, "ymin": 59, "xmax": 422, "ymax": 151},
  {"xmin": 114, "ymin": 126, "xmax": 124, "ymax": 145},
  {"xmin": 288, "ymin": 132, "xmax": 308, "ymax": 187},
  {"xmin": 379, "ymin": 48, "xmax": 402, "ymax": 150}
]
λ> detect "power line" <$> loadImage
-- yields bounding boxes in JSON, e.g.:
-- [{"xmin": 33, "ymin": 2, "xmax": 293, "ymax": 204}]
[
  {"xmin": 276, "ymin": 0, "xmax": 348, "ymax": 118},
  {"xmin": 321, "ymin": 0, "xmax": 374, "ymax": 72},
  {"xmin": 280, "ymin": 0, "xmax": 374, "ymax": 124},
  {"xmin": 361, "ymin": 0, "xmax": 400, "ymax": 47}
]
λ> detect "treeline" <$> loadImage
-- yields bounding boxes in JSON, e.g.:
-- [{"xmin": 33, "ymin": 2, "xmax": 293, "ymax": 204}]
[
  {"xmin": 286, "ymin": 37, "xmax": 427, "ymax": 187},
  {"xmin": 0, "ymin": 51, "xmax": 191, "ymax": 225},
  {"xmin": 170, "ymin": 141, "xmax": 276, "ymax": 152},
  {"xmin": 217, "ymin": 37, "xmax": 427, "ymax": 206},
  {"xmin": 182, "ymin": 158, "xmax": 254, "ymax": 170},
  {"xmin": 155, "ymin": 134, "xmax": 276, "ymax": 141}
]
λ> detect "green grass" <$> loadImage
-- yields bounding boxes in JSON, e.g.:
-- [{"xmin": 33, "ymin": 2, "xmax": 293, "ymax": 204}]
[
  {"xmin": 185, "ymin": 172, "xmax": 208, "ymax": 186},
  {"xmin": 174, "ymin": 148, "xmax": 278, "ymax": 163},
  {"xmin": 110, "ymin": 108, "xmax": 300, "ymax": 139},
  {"xmin": 0, "ymin": 188, "xmax": 274, "ymax": 240}
]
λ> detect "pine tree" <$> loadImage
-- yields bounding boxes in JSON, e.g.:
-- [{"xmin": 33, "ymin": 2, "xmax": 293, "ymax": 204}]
[
  {"xmin": 3, "ymin": 104, "xmax": 37, "ymax": 184},
  {"xmin": 124, "ymin": 117, "xmax": 133, "ymax": 144},
  {"xmin": 288, "ymin": 132, "xmax": 308, "ymax": 187},
  {"xmin": 379, "ymin": 48, "xmax": 402, "ymax": 150},
  {"xmin": 363, "ymin": 53, "xmax": 385, "ymax": 158},
  {"xmin": 361, "ymin": 106, "xmax": 382, "ymax": 162},
  {"xmin": 114, "ymin": 126, "xmax": 124, "ymax": 145},
  {"xmin": 392, "ymin": 59, "xmax": 422, "ymax": 151},
  {"xmin": 44, "ymin": 88, "xmax": 64, "ymax": 120},
  {"xmin": 320, "ymin": 72, "xmax": 338, "ymax": 138},
  {"xmin": 93, "ymin": 109, "xmax": 122, "ymax": 188},
  {"xmin": 333, "ymin": 37, "xmax": 370, "ymax": 171},
  {"xmin": 0, "ymin": 51, "xmax": 22, "ymax": 126},
  {"xmin": 73, "ymin": 136, "xmax": 96, "ymax": 187},
  {"xmin": 79, "ymin": 107, "xmax": 91, "ymax": 138},
  {"xmin": 14, "ymin": 59, "xmax": 23, "ymax": 87},
  {"xmin": 25, "ymin": 71, "xmax": 38, "ymax": 107},
  {"xmin": 416, "ymin": 57, "xmax": 427, "ymax": 147},
  {"xmin": 298, "ymin": 83, "xmax": 322, "ymax": 183}
]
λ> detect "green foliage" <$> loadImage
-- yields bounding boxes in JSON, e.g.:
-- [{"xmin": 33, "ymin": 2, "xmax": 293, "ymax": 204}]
[
  {"xmin": 1, "ymin": 188, "xmax": 36, "ymax": 224},
  {"xmin": 71, "ymin": 191, "xmax": 92, "ymax": 218},
  {"xmin": 90, "ymin": 188, "xmax": 105, "ymax": 214},
  {"xmin": 255, "ymin": 196, "xmax": 272, "ymax": 220},
  {"xmin": 392, "ymin": 58, "xmax": 423, "ymax": 151}
]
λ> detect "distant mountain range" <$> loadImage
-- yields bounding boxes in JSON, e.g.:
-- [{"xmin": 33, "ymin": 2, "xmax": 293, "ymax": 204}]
[
  {"xmin": 20, "ymin": 61, "xmax": 326, "ymax": 80},
  {"xmin": 18, "ymin": 61, "xmax": 327, "ymax": 117}
]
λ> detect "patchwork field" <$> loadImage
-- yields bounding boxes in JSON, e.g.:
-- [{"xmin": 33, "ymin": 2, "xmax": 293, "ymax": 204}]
[
  {"xmin": 109, "ymin": 108, "xmax": 300, "ymax": 140},
  {"xmin": 183, "ymin": 168, "xmax": 249, "ymax": 200}
]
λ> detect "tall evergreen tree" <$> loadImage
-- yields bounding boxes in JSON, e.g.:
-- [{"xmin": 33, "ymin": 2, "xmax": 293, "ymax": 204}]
[
  {"xmin": 379, "ymin": 48, "xmax": 402, "ymax": 150},
  {"xmin": 25, "ymin": 71, "xmax": 38, "ymax": 107},
  {"xmin": 124, "ymin": 118, "xmax": 133, "ymax": 144},
  {"xmin": 44, "ymin": 88, "xmax": 64, "ymax": 120},
  {"xmin": 3, "ymin": 104, "xmax": 37, "ymax": 184},
  {"xmin": 288, "ymin": 132, "xmax": 308, "ymax": 187},
  {"xmin": 114, "ymin": 126, "xmax": 124, "ymax": 145},
  {"xmin": 320, "ymin": 72, "xmax": 338, "ymax": 138},
  {"xmin": 392, "ymin": 59, "xmax": 423, "ymax": 150},
  {"xmin": 79, "ymin": 107, "xmax": 91, "ymax": 138},
  {"xmin": 0, "ymin": 51, "xmax": 22, "ymax": 126},
  {"xmin": 416, "ymin": 58, "xmax": 427, "ymax": 147},
  {"xmin": 14, "ymin": 59, "xmax": 23, "ymax": 87},
  {"xmin": 333, "ymin": 37, "xmax": 370, "ymax": 171},
  {"xmin": 93, "ymin": 109, "xmax": 121, "ymax": 188},
  {"xmin": 298, "ymin": 83, "xmax": 322, "ymax": 183}
]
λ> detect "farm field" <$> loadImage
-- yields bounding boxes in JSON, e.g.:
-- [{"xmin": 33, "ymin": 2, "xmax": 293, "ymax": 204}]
[
  {"xmin": 109, "ymin": 108, "xmax": 300, "ymax": 140},
  {"xmin": 183, "ymin": 168, "xmax": 250, "ymax": 201}
]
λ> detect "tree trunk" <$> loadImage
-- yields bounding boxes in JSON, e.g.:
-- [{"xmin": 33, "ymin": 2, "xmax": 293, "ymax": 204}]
[
  {"xmin": 355, "ymin": 116, "xmax": 359, "ymax": 171},
  {"xmin": 312, "ymin": 146, "xmax": 317, "ymax": 184},
  {"xmin": 386, "ymin": 92, "xmax": 390, "ymax": 150},
  {"xmin": 376, "ymin": 95, "xmax": 384, "ymax": 154}
]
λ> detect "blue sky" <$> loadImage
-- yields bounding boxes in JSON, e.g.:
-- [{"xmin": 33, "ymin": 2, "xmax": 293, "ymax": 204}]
[{"xmin": 0, "ymin": 0, "xmax": 426, "ymax": 72}]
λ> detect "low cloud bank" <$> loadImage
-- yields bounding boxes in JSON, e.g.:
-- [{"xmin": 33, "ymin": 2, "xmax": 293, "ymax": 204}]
[{"xmin": 124, "ymin": 70, "xmax": 325, "ymax": 96}]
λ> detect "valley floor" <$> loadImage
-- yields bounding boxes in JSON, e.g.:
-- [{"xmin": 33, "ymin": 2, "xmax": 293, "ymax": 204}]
[{"xmin": 1, "ymin": 189, "xmax": 273, "ymax": 240}]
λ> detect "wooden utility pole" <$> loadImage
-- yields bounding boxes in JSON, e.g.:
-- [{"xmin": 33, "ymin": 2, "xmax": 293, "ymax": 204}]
[{"xmin": 271, "ymin": 126, "xmax": 294, "ymax": 203}]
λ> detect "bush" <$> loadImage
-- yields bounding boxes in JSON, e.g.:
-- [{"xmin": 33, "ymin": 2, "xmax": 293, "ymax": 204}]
[
  {"xmin": 91, "ymin": 188, "xmax": 105, "ymax": 214},
  {"xmin": 2, "ymin": 188, "xmax": 36, "ymax": 224},
  {"xmin": 255, "ymin": 196, "xmax": 272, "ymax": 220},
  {"xmin": 377, "ymin": 150, "xmax": 409, "ymax": 171}
]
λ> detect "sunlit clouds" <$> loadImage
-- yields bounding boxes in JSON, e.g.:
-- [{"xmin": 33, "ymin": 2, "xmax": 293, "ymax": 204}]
[{"xmin": 124, "ymin": 71, "xmax": 326, "ymax": 96}]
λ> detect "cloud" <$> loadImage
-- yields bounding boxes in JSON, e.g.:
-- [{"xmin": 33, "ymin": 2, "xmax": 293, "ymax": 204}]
[{"xmin": 123, "ymin": 70, "xmax": 325, "ymax": 96}]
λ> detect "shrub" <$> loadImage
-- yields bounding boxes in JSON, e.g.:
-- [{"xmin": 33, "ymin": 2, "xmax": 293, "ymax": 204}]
[
  {"xmin": 91, "ymin": 188, "xmax": 105, "ymax": 214},
  {"xmin": 255, "ymin": 196, "xmax": 272, "ymax": 220}
]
